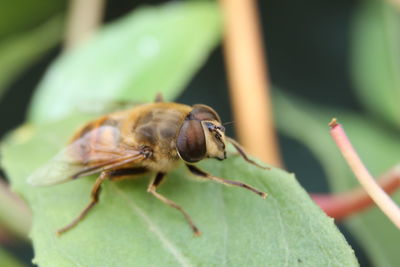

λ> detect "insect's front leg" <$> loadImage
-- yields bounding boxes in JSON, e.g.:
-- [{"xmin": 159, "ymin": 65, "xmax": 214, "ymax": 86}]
[
  {"xmin": 186, "ymin": 164, "xmax": 267, "ymax": 199},
  {"xmin": 226, "ymin": 137, "xmax": 270, "ymax": 170},
  {"xmin": 147, "ymin": 172, "xmax": 201, "ymax": 236},
  {"xmin": 57, "ymin": 171, "xmax": 109, "ymax": 236}
]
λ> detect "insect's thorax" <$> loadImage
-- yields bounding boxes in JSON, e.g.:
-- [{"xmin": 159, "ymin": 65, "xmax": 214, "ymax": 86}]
[
  {"xmin": 129, "ymin": 107, "xmax": 186, "ymax": 146},
  {"xmin": 121, "ymin": 103, "xmax": 192, "ymax": 171}
]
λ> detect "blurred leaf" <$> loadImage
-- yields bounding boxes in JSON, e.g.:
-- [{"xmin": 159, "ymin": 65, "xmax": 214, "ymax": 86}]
[
  {"xmin": 275, "ymin": 91, "xmax": 400, "ymax": 267},
  {"xmin": 0, "ymin": 248, "xmax": 24, "ymax": 267},
  {"xmin": 0, "ymin": 0, "xmax": 65, "ymax": 40},
  {"xmin": 29, "ymin": 2, "xmax": 222, "ymax": 124},
  {"xmin": 351, "ymin": 0, "xmax": 400, "ymax": 127},
  {"xmin": 1, "ymin": 114, "xmax": 358, "ymax": 266},
  {"xmin": 0, "ymin": 15, "xmax": 64, "ymax": 99}
]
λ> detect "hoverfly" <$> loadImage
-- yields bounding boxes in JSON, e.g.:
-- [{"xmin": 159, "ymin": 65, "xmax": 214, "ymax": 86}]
[{"xmin": 28, "ymin": 96, "xmax": 268, "ymax": 236}]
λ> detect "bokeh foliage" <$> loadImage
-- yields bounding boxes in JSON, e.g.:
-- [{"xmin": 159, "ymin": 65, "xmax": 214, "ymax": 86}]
[
  {"xmin": 1, "ymin": 0, "xmax": 400, "ymax": 266},
  {"xmin": 0, "ymin": 0, "xmax": 65, "ymax": 99},
  {"xmin": 0, "ymin": 1, "xmax": 358, "ymax": 266}
]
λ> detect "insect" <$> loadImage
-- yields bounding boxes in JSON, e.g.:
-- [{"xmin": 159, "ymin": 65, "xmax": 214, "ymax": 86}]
[{"xmin": 28, "ymin": 96, "xmax": 268, "ymax": 236}]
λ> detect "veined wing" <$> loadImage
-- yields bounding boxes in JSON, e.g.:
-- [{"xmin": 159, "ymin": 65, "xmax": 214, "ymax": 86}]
[{"xmin": 27, "ymin": 125, "xmax": 145, "ymax": 186}]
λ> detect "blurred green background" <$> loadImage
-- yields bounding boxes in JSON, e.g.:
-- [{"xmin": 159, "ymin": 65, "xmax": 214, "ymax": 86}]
[{"xmin": 1, "ymin": 0, "xmax": 400, "ymax": 266}]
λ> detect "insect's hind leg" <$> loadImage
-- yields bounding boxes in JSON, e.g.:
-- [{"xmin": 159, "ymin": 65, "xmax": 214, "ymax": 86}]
[
  {"xmin": 56, "ymin": 171, "xmax": 108, "ymax": 236},
  {"xmin": 186, "ymin": 164, "xmax": 267, "ymax": 199},
  {"xmin": 147, "ymin": 172, "xmax": 201, "ymax": 236},
  {"xmin": 57, "ymin": 167, "xmax": 149, "ymax": 236}
]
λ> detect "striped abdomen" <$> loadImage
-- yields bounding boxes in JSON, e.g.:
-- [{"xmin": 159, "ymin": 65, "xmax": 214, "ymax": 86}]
[{"xmin": 68, "ymin": 116, "xmax": 123, "ymax": 166}]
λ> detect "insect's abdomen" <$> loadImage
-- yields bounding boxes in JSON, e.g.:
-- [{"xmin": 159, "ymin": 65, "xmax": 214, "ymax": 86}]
[{"xmin": 69, "ymin": 116, "xmax": 122, "ymax": 166}]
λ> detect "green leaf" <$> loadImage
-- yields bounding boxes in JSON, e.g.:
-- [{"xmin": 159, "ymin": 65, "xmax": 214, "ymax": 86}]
[
  {"xmin": 351, "ymin": 0, "xmax": 400, "ymax": 127},
  {"xmin": 28, "ymin": 2, "xmax": 221, "ymax": 124},
  {"xmin": 0, "ymin": 15, "xmax": 64, "ymax": 99},
  {"xmin": 275, "ymin": 91, "xmax": 400, "ymax": 267},
  {"xmin": 1, "ymin": 115, "xmax": 358, "ymax": 266},
  {"xmin": 0, "ymin": 248, "xmax": 24, "ymax": 267}
]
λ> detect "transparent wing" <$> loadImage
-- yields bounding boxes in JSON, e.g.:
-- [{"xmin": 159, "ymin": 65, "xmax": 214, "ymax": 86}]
[{"xmin": 27, "ymin": 125, "xmax": 145, "ymax": 186}]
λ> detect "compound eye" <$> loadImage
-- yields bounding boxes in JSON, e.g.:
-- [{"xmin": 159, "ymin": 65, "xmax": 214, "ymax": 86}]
[
  {"xmin": 177, "ymin": 120, "xmax": 206, "ymax": 163},
  {"xmin": 190, "ymin": 104, "xmax": 221, "ymax": 122}
]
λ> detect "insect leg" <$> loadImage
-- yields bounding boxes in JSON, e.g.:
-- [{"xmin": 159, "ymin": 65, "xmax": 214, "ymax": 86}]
[
  {"xmin": 147, "ymin": 172, "xmax": 201, "ymax": 236},
  {"xmin": 226, "ymin": 137, "xmax": 270, "ymax": 170},
  {"xmin": 56, "ymin": 171, "xmax": 108, "ymax": 236},
  {"xmin": 186, "ymin": 164, "xmax": 267, "ymax": 199},
  {"xmin": 108, "ymin": 167, "xmax": 148, "ymax": 182},
  {"xmin": 154, "ymin": 92, "xmax": 164, "ymax": 102}
]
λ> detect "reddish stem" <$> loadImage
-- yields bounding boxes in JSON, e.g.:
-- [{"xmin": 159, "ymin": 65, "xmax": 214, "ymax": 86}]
[
  {"xmin": 0, "ymin": 228, "xmax": 11, "ymax": 244},
  {"xmin": 312, "ymin": 165, "xmax": 400, "ymax": 220},
  {"xmin": 0, "ymin": 179, "xmax": 31, "ymax": 240}
]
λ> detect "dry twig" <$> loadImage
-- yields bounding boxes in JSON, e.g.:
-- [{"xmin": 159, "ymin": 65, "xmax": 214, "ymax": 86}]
[
  {"xmin": 219, "ymin": 0, "xmax": 282, "ymax": 167},
  {"xmin": 64, "ymin": 0, "xmax": 105, "ymax": 49}
]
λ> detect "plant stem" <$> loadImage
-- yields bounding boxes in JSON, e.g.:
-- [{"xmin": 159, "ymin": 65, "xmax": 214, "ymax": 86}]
[
  {"xmin": 386, "ymin": 0, "xmax": 400, "ymax": 10},
  {"xmin": 329, "ymin": 119, "xmax": 400, "ymax": 228},
  {"xmin": 0, "ymin": 179, "xmax": 31, "ymax": 240},
  {"xmin": 312, "ymin": 165, "xmax": 400, "ymax": 219},
  {"xmin": 64, "ymin": 0, "xmax": 105, "ymax": 49},
  {"xmin": 218, "ymin": 0, "xmax": 282, "ymax": 167}
]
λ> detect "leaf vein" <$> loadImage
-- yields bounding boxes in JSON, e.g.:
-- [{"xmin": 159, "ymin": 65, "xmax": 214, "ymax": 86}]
[
  {"xmin": 48, "ymin": 230, "xmax": 85, "ymax": 267},
  {"xmin": 111, "ymin": 184, "xmax": 193, "ymax": 267}
]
